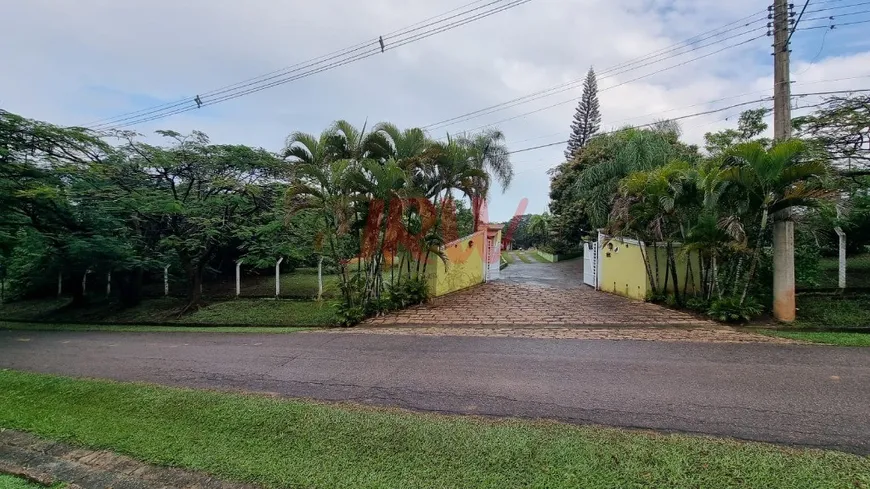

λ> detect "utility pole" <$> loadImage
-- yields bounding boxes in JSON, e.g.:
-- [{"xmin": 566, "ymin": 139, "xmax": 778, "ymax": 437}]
[{"xmin": 772, "ymin": 0, "xmax": 795, "ymax": 321}]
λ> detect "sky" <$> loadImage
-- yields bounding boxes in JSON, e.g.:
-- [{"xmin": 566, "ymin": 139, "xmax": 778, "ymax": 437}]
[{"xmin": 3, "ymin": 0, "xmax": 870, "ymax": 222}]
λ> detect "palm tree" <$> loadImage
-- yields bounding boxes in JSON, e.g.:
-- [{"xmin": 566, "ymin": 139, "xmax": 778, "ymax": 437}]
[
  {"xmin": 330, "ymin": 120, "xmax": 391, "ymax": 164},
  {"xmin": 375, "ymin": 123, "xmax": 430, "ymax": 163},
  {"xmin": 283, "ymin": 130, "xmax": 338, "ymax": 167},
  {"xmin": 458, "ymin": 129, "xmax": 513, "ymax": 229},
  {"xmin": 721, "ymin": 140, "xmax": 832, "ymax": 303},
  {"xmin": 573, "ymin": 128, "xmax": 679, "ymax": 228},
  {"xmin": 285, "ymin": 160, "xmax": 356, "ymax": 303}
]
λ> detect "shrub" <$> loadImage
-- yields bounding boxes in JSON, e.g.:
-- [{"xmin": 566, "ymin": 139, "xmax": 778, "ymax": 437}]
[
  {"xmin": 707, "ymin": 296, "xmax": 763, "ymax": 323},
  {"xmin": 684, "ymin": 296, "xmax": 710, "ymax": 313},
  {"xmin": 333, "ymin": 301, "xmax": 366, "ymax": 327},
  {"xmin": 386, "ymin": 277, "xmax": 429, "ymax": 310}
]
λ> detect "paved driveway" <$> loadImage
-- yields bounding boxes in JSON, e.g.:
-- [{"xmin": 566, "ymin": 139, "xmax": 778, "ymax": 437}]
[
  {"xmin": 368, "ymin": 258, "xmax": 712, "ymax": 327},
  {"xmin": 2, "ymin": 330, "xmax": 868, "ymax": 453}
]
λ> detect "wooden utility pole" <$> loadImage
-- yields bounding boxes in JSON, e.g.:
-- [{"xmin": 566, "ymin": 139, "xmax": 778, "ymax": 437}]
[{"xmin": 772, "ymin": 0, "xmax": 795, "ymax": 321}]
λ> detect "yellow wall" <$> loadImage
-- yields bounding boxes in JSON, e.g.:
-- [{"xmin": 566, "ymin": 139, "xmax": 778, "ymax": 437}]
[
  {"xmin": 599, "ymin": 238, "xmax": 703, "ymax": 300},
  {"xmin": 650, "ymin": 245, "xmax": 703, "ymax": 296},
  {"xmin": 424, "ymin": 231, "xmax": 486, "ymax": 297},
  {"xmin": 599, "ymin": 238, "xmax": 648, "ymax": 300}
]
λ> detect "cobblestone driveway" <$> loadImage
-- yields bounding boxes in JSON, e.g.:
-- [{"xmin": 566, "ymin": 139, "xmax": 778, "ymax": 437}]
[{"xmin": 367, "ymin": 258, "xmax": 712, "ymax": 327}]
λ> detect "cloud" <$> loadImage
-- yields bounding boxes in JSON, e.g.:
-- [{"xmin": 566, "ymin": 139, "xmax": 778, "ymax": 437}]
[{"xmin": 2, "ymin": 0, "xmax": 868, "ymax": 221}]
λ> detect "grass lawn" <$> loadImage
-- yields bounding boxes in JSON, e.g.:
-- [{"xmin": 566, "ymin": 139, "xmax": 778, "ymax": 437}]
[
  {"xmin": 0, "ymin": 475, "xmax": 42, "ymax": 489},
  {"xmin": 0, "ymin": 475, "xmax": 57, "ymax": 489},
  {"xmin": 514, "ymin": 251, "xmax": 534, "ymax": 264},
  {"xmin": 0, "ymin": 298, "xmax": 338, "ymax": 328},
  {"xmin": 1, "ymin": 371, "xmax": 868, "ymax": 489},
  {"xmin": 794, "ymin": 294, "xmax": 870, "ymax": 329},
  {"xmin": 813, "ymin": 254, "xmax": 870, "ymax": 289},
  {"xmin": 502, "ymin": 252, "xmax": 515, "ymax": 264},
  {"xmin": 758, "ymin": 330, "xmax": 870, "ymax": 347},
  {"xmin": 0, "ymin": 321, "xmax": 312, "ymax": 334},
  {"xmin": 528, "ymin": 250, "xmax": 549, "ymax": 263}
]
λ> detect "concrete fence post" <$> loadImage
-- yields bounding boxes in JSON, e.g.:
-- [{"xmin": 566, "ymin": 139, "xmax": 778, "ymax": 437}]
[
  {"xmin": 58, "ymin": 272, "xmax": 63, "ymax": 297},
  {"xmin": 236, "ymin": 260, "xmax": 242, "ymax": 297},
  {"xmin": 82, "ymin": 268, "xmax": 91, "ymax": 295},
  {"xmin": 275, "ymin": 257, "xmax": 284, "ymax": 298},
  {"xmin": 317, "ymin": 256, "xmax": 323, "ymax": 301},
  {"xmin": 835, "ymin": 226, "xmax": 847, "ymax": 289},
  {"xmin": 164, "ymin": 265, "xmax": 170, "ymax": 297},
  {"xmin": 106, "ymin": 271, "xmax": 112, "ymax": 296}
]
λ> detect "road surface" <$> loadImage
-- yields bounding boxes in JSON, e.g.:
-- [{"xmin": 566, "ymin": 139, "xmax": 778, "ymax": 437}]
[{"xmin": 1, "ymin": 330, "xmax": 868, "ymax": 453}]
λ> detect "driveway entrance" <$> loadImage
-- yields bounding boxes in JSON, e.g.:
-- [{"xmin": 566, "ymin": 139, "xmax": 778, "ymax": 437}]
[{"xmin": 367, "ymin": 257, "xmax": 711, "ymax": 327}]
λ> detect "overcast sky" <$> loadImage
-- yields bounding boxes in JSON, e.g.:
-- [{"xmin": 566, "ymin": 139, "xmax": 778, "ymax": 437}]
[{"xmin": 3, "ymin": 0, "xmax": 869, "ymax": 221}]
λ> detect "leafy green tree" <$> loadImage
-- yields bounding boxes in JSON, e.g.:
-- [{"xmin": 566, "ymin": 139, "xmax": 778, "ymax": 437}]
[
  {"xmin": 793, "ymin": 95, "xmax": 870, "ymax": 176},
  {"xmin": 703, "ymin": 108, "xmax": 770, "ymax": 155},
  {"xmin": 119, "ymin": 130, "xmax": 284, "ymax": 310}
]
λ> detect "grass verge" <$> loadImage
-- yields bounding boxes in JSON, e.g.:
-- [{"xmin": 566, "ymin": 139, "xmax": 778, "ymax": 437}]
[
  {"xmin": 529, "ymin": 251, "xmax": 549, "ymax": 263},
  {"xmin": 794, "ymin": 294, "xmax": 870, "ymax": 329},
  {"xmin": 0, "ymin": 475, "xmax": 54, "ymax": 488},
  {"xmin": 0, "ymin": 321, "xmax": 312, "ymax": 334},
  {"xmin": 515, "ymin": 252, "xmax": 534, "ymax": 264},
  {"xmin": 1, "ymin": 370, "xmax": 868, "ymax": 489},
  {"xmin": 758, "ymin": 329, "xmax": 870, "ymax": 347},
  {"xmin": 0, "ymin": 298, "xmax": 339, "ymax": 327}
]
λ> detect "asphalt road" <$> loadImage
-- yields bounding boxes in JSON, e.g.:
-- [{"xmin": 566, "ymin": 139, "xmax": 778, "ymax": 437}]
[{"xmin": 1, "ymin": 330, "xmax": 869, "ymax": 453}]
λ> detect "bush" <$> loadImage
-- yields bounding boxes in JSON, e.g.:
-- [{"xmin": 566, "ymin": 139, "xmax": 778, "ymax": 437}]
[
  {"xmin": 707, "ymin": 296, "xmax": 763, "ymax": 323},
  {"xmin": 386, "ymin": 277, "xmax": 429, "ymax": 310},
  {"xmin": 684, "ymin": 296, "xmax": 710, "ymax": 313}
]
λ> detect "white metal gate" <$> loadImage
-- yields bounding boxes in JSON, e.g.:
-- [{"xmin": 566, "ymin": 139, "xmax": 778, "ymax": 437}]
[
  {"xmin": 484, "ymin": 234, "xmax": 501, "ymax": 282},
  {"xmin": 583, "ymin": 240, "xmax": 598, "ymax": 288}
]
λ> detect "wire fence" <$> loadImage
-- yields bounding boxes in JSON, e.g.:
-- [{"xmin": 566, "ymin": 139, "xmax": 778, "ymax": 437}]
[{"xmin": 795, "ymin": 225, "xmax": 870, "ymax": 329}]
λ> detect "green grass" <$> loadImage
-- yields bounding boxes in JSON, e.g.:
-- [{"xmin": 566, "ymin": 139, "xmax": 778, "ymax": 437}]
[
  {"xmin": 795, "ymin": 294, "xmax": 870, "ymax": 329},
  {"xmin": 528, "ymin": 250, "xmax": 549, "ymax": 263},
  {"xmin": 0, "ymin": 475, "xmax": 50, "ymax": 489},
  {"xmin": 813, "ymin": 255, "xmax": 870, "ymax": 289},
  {"xmin": 502, "ymin": 252, "xmax": 515, "ymax": 264},
  {"xmin": 0, "ymin": 298, "xmax": 339, "ymax": 327},
  {"xmin": 514, "ymin": 251, "xmax": 534, "ymax": 264},
  {"xmin": 1, "ymin": 371, "xmax": 868, "ymax": 489},
  {"xmin": 0, "ymin": 321, "xmax": 312, "ymax": 334},
  {"xmin": 759, "ymin": 330, "xmax": 870, "ymax": 347}
]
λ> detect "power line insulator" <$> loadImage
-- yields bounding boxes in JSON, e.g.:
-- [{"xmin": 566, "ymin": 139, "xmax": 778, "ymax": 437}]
[{"xmin": 194, "ymin": 95, "xmax": 203, "ymax": 108}]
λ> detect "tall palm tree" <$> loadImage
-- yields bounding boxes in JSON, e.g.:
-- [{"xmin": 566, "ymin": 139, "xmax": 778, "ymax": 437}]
[
  {"xmin": 285, "ymin": 160, "xmax": 356, "ymax": 302},
  {"xmin": 283, "ymin": 130, "xmax": 339, "ymax": 167},
  {"xmin": 573, "ymin": 128, "xmax": 677, "ymax": 228},
  {"xmin": 330, "ymin": 120, "xmax": 391, "ymax": 164},
  {"xmin": 458, "ymin": 129, "xmax": 513, "ymax": 229},
  {"xmin": 722, "ymin": 140, "xmax": 832, "ymax": 303},
  {"xmin": 375, "ymin": 123, "xmax": 430, "ymax": 162}
]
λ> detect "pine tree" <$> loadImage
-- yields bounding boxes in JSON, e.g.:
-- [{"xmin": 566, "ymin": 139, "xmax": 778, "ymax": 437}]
[{"xmin": 564, "ymin": 67, "xmax": 601, "ymax": 161}]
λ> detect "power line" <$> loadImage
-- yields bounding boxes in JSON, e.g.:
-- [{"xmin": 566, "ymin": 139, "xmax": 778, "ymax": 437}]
[
  {"xmin": 788, "ymin": 0, "xmax": 812, "ymax": 44},
  {"xmin": 802, "ymin": 0, "xmax": 870, "ymax": 14},
  {"xmin": 86, "ymin": 0, "xmax": 505, "ymax": 128},
  {"xmin": 92, "ymin": 0, "xmax": 530, "ymax": 130},
  {"xmin": 503, "ymin": 88, "xmax": 869, "ymax": 156},
  {"xmin": 798, "ymin": 17, "xmax": 870, "ymax": 28},
  {"xmin": 445, "ymin": 32, "xmax": 767, "ymax": 137},
  {"xmin": 802, "ymin": 8, "xmax": 870, "ymax": 20},
  {"xmin": 422, "ymin": 11, "xmax": 768, "ymax": 130}
]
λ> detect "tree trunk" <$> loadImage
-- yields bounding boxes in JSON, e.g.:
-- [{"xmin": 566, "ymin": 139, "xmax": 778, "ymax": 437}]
[
  {"xmin": 667, "ymin": 242, "xmax": 681, "ymax": 305},
  {"xmin": 740, "ymin": 209, "xmax": 769, "ymax": 306}
]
